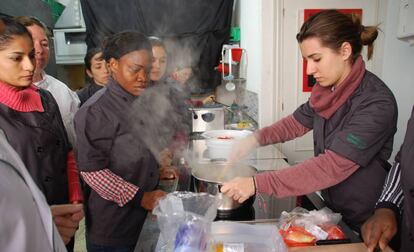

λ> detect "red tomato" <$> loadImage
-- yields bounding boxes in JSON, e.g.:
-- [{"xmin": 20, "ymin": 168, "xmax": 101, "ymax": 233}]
[
  {"xmin": 322, "ymin": 225, "xmax": 346, "ymax": 240},
  {"xmin": 280, "ymin": 226, "xmax": 316, "ymax": 247},
  {"xmin": 217, "ymin": 136, "xmax": 234, "ymax": 140}
]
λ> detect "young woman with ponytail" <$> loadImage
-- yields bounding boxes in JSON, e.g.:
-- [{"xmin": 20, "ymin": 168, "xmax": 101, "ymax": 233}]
[{"xmin": 221, "ymin": 10, "xmax": 398, "ymax": 233}]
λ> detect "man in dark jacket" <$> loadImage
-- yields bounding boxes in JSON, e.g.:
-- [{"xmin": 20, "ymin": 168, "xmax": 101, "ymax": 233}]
[{"xmin": 362, "ymin": 106, "xmax": 414, "ymax": 252}]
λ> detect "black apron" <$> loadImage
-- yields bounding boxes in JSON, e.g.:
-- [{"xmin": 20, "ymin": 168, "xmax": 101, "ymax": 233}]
[{"xmin": 0, "ymin": 89, "xmax": 71, "ymax": 205}]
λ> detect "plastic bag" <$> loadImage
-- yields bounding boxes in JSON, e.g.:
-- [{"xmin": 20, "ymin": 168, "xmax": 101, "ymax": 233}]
[
  {"xmin": 278, "ymin": 207, "xmax": 345, "ymax": 247},
  {"xmin": 153, "ymin": 191, "xmax": 219, "ymax": 252}
]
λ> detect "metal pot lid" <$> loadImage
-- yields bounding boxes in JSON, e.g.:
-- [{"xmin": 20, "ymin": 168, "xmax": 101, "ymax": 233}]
[
  {"xmin": 188, "ymin": 104, "xmax": 225, "ymax": 111},
  {"xmin": 191, "ymin": 161, "xmax": 256, "ymax": 184}
]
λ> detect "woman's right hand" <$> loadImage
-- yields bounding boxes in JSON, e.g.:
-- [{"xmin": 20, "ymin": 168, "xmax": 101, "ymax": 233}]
[
  {"xmin": 228, "ymin": 134, "xmax": 260, "ymax": 164},
  {"xmin": 221, "ymin": 177, "xmax": 255, "ymax": 203},
  {"xmin": 141, "ymin": 190, "xmax": 167, "ymax": 211}
]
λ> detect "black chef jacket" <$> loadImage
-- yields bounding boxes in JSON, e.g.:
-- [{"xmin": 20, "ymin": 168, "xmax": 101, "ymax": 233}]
[
  {"xmin": 294, "ymin": 71, "xmax": 398, "ymax": 231},
  {"xmin": 75, "ymin": 78, "xmax": 159, "ymax": 246}
]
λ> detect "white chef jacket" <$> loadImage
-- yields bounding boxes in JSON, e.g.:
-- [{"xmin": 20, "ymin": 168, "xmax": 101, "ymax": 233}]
[{"xmin": 34, "ymin": 72, "xmax": 80, "ymax": 147}]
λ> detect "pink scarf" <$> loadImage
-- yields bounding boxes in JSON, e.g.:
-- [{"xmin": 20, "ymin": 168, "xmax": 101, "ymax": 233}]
[
  {"xmin": 309, "ymin": 56, "xmax": 365, "ymax": 119},
  {"xmin": 0, "ymin": 82, "xmax": 44, "ymax": 112}
]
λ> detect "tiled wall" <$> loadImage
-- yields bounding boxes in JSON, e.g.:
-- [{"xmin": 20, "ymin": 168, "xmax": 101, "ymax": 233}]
[{"xmin": 236, "ymin": 83, "xmax": 259, "ymax": 122}]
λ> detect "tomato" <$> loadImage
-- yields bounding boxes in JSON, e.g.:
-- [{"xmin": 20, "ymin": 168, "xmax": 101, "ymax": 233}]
[
  {"xmin": 217, "ymin": 136, "xmax": 234, "ymax": 140},
  {"xmin": 280, "ymin": 226, "xmax": 316, "ymax": 247},
  {"xmin": 322, "ymin": 225, "xmax": 346, "ymax": 240}
]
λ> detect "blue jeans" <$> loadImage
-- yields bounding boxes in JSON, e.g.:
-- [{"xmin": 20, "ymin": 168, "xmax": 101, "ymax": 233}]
[{"xmin": 86, "ymin": 240, "xmax": 135, "ymax": 252}]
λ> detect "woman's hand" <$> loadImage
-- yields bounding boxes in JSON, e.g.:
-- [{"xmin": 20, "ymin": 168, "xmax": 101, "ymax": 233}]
[
  {"xmin": 202, "ymin": 95, "xmax": 216, "ymax": 104},
  {"xmin": 361, "ymin": 208, "xmax": 397, "ymax": 252},
  {"xmin": 228, "ymin": 135, "xmax": 260, "ymax": 164},
  {"xmin": 141, "ymin": 190, "xmax": 167, "ymax": 211},
  {"xmin": 221, "ymin": 177, "xmax": 255, "ymax": 203},
  {"xmin": 160, "ymin": 166, "xmax": 178, "ymax": 180},
  {"xmin": 159, "ymin": 148, "xmax": 178, "ymax": 180}
]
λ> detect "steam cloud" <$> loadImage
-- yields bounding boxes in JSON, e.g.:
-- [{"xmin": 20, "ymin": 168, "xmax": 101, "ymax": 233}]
[{"xmin": 129, "ymin": 83, "xmax": 191, "ymax": 163}]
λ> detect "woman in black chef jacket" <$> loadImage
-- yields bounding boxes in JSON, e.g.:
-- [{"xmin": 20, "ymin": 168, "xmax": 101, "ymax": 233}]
[
  {"xmin": 74, "ymin": 31, "xmax": 167, "ymax": 252},
  {"xmin": 221, "ymin": 10, "xmax": 398, "ymax": 232},
  {"xmin": 77, "ymin": 47, "xmax": 109, "ymax": 106},
  {"xmin": 0, "ymin": 17, "xmax": 83, "ymax": 249},
  {"xmin": 148, "ymin": 36, "xmax": 168, "ymax": 86},
  {"xmin": 136, "ymin": 36, "xmax": 191, "ymax": 178}
]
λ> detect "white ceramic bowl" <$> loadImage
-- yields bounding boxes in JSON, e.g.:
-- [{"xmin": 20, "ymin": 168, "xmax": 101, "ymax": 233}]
[{"xmin": 202, "ymin": 130, "xmax": 252, "ymax": 160}]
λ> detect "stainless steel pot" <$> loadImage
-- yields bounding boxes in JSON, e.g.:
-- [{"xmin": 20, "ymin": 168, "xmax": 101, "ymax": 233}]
[{"xmin": 191, "ymin": 161, "xmax": 256, "ymax": 210}]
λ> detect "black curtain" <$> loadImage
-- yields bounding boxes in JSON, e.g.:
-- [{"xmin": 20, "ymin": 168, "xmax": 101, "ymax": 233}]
[{"xmin": 80, "ymin": 0, "xmax": 234, "ymax": 91}]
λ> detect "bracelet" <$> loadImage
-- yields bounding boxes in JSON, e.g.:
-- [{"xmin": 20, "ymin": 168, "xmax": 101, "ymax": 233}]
[{"xmin": 252, "ymin": 176, "xmax": 257, "ymax": 194}]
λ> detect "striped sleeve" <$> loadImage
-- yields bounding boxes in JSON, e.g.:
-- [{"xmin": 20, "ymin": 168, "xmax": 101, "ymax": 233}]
[
  {"xmin": 376, "ymin": 162, "xmax": 404, "ymax": 213},
  {"xmin": 81, "ymin": 169, "xmax": 139, "ymax": 207}
]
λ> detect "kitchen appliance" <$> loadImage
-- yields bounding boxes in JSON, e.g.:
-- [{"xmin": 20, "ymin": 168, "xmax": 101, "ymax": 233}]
[
  {"xmin": 191, "ymin": 161, "xmax": 256, "ymax": 211},
  {"xmin": 53, "ymin": 0, "xmax": 87, "ymax": 64},
  {"xmin": 189, "ymin": 104, "xmax": 225, "ymax": 133},
  {"xmin": 218, "ymin": 45, "xmax": 247, "ymax": 91}
]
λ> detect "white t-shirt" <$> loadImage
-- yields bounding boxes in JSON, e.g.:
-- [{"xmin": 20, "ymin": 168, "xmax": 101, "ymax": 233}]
[{"xmin": 34, "ymin": 72, "xmax": 80, "ymax": 147}]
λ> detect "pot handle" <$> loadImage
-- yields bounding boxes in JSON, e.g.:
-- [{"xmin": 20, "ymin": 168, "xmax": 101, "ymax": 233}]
[
  {"xmin": 200, "ymin": 131, "xmax": 212, "ymax": 139},
  {"xmin": 217, "ymin": 184, "xmax": 222, "ymax": 193}
]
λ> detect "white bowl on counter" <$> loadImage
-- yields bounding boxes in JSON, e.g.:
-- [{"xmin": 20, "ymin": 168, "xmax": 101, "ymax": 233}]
[{"xmin": 201, "ymin": 130, "xmax": 253, "ymax": 160}]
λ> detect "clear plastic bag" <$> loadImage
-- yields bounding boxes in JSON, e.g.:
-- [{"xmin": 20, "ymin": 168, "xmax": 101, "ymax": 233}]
[
  {"xmin": 153, "ymin": 191, "xmax": 219, "ymax": 252},
  {"xmin": 279, "ymin": 207, "xmax": 345, "ymax": 246}
]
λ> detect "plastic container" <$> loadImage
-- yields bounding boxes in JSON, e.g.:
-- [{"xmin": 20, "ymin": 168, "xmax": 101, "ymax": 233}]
[
  {"xmin": 210, "ymin": 221, "xmax": 288, "ymax": 252},
  {"xmin": 231, "ymin": 48, "xmax": 243, "ymax": 62}
]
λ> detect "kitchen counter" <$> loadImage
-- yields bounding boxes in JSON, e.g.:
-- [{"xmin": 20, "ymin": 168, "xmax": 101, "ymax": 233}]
[
  {"xmin": 289, "ymin": 243, "xmax": 393, "ymax": 252},
  {"xmin": 189, "ymin": 139, "xmax": 287, "ymax": 165},
  {"xmin": 134, "ymin": 142, "xmax": 360, "ymax": 251},
  {"xmin": 135, "ymin": 142, "xmax": 293, "ymax": 252}
]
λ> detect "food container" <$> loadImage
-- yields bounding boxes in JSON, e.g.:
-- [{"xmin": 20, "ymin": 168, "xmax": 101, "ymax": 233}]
[
  {"xmin": 211, "ymin": 222, "xmax": 288, "ymax": 252},
  {"xmin": 201, "ymin": 130, "xmax": 252, "ymax": 160}
]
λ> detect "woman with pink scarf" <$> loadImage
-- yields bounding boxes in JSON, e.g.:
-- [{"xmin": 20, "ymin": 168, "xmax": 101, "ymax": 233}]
[
  {"xmin": 0, "ymin": 17, "xmax": 83, "ymax": 249},
  {"xmin": 222, "ymin": 10, "xmax": 397, "ymax": 233}
]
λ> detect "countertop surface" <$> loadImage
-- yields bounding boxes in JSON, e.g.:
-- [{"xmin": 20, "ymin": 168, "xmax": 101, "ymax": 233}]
[
  {"xmin": 189, "ymin": 139, "xmax": 287, "ymax": 168},
  {"xmin": 289, "ymin": 243, "xmax": 392, "ymax": 252},
  {"xmin": 135, "ymin": 143, "xmax": 292, "ymax": 252},
  {"xmin": 134, "ymin": 143, "xmax": 362, "ymax": 252}
]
